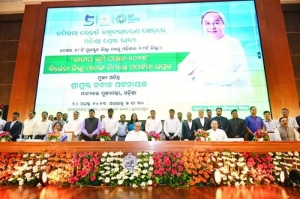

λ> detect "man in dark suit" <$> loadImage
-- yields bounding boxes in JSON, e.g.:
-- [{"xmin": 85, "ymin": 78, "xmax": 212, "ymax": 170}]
[
  {"xmin": 211, "ymin": 107, "xmax": 229, "ymax": 135},
  {"xmin": 228, "ymin": 109, "xmax": 247, "ymax": 138},
  {"xmin": 182, "ymin": 112, "xmax": 195, "ymax": 140},
  {"xmin": 296, "ymin": 116, "xmax": 300, "ymax": 133},
  {"xmin": 194, "ymin": 109, "xmax": 210, "ymax": 131},
  {"xmin": 3, "ymin": 112, "xmax": 23, "ymax": 141}
]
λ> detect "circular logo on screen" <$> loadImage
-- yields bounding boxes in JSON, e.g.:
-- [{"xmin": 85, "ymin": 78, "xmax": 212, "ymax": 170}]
[{"xmin": 116, "ymin": 14, "xmax": 127, "ymax": 24}]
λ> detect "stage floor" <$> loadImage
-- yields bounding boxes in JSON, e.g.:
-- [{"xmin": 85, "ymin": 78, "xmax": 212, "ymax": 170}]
[{"xmin": 0, "ymin": 185, "xmax": 299, "ymax": 199}]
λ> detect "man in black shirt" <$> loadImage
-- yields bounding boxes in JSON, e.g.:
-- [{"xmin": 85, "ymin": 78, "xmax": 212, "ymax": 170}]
[
  {"xmin": 211, "ymin": 107, "xmax": 229, "ymax": 135},
  {"xmin": 228, "ymin": 109, "xmax": 247, "ymax": 138}
]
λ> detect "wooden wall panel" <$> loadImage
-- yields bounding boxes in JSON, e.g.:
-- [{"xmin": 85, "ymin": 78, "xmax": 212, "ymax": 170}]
[
  {"xmin": 287, "ymin": 33, "xmax": 300, "ymax": 55},
  {"xmin": 0, "ymin": 62, "xmax": 15, "ymax": 84},
  {"xmin": 291, "ymin": 56, "xmax": 300, "ymax": 79},
  {"xmin": 0, "ymin": 14, "xmax": 22, "ymax": 109},
  {"xmin": 7, "ymin": 0, "xmax": 300, "ymax": 122},
  {"xmin": 283, "ymin": 11, "xmax": 300, "ymax": 32},
  {"xmin": 8, "ymin": 5, "xmax": 44, "ymax": 116},
  {"xmin": 256, "ymin": 0, "xmax": 298, "ymax": 118},
  {"xmin": 296, "ymin": 80, "xmax": 300, "ymax": 101},
  {"xmin": 0, "ymin": 85, "xmax": 12, "ymax": 104},
  {"xmin": 0, "ymin": 14, "xmax": 23, "ymax": 22},
  {"xmin": 282, "ymin": 4, "xmax": 300, "ymax": 105},
  {"xmin": 0, "ymin": 21, "xmax": 22, "ymax": 40},
  {"xmin": 0, "ymin": 41, "xmax": 19, "ymax": 61}
]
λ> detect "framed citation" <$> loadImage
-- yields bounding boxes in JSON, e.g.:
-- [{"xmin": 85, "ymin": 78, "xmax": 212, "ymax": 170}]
[{"xmin": 64, "ymin": 131, "xmax": 76, "ymax": 141}]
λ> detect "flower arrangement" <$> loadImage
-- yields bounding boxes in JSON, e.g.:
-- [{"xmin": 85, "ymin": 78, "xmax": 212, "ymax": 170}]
[
  {"xmin": 6, "ymin": 152, "xmax": 49, "ymax": 186},
  {"xmin": 47, "ymin": 152, "xmax": 72, "ymax": 185},
  {"xmin": 97, "ymin": 151, "xmax": 123, "ymax": 186},
  {"xmin": 118, "ymin": 152, "xmax": 154, "ymax": 187},
  {"xmin": 272, "ymin": 151, "xmax": 300, "ymax": 185},
  {"xmin": 0, "ymin": 131, "xmax": 11, "ymax": 142},
  {"xmin": 45, "ymin": 132, "xmax": 67, "ymax": 142},
  {"xmin": 69, "ymin": 152, "xmax": 101, "ymax": 186},
  {"xmin": 182, "ymin": 149, "xmax": 213, "ymax": 186},
  {"xmin": 194, "ymin": 129, "xmax": 211, "ymax": 141},
  {"xmin": 96, "ymin": 130, "xmax": 111, "ymax": 141},
  {"xmin": 212, "ymin": 151, "xmax": 248, "ymax": 186},
  {"xmin": 253, "ymin": 129, "xmax": 269, "ymax": 141},
  {"xmin": 243, "ymin": 152, "xmax": 274, "ymax": 185},
  {"xmin": 0, "ymin": 152, "xmax": 23, "ymax": 185},
  {"xmin": 147, "ymin": 131, "xmax": 162, "ymax": 141},
  {"xmin": 152, "ymin": 151, "xmax": 189, "ymax": 187},
  {"xmin": 0, "ymin": 150, "xmax": 298, "ymax": 188}
]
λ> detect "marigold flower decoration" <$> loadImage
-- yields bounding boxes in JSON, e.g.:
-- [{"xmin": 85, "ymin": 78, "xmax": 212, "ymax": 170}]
[
  {"xmin": 182, "ymin": 149, "xmax": 213, "ymax": 186},
  {"xmin": 46, "ymin": 152, "xmax": 73, "ymax": 185}
]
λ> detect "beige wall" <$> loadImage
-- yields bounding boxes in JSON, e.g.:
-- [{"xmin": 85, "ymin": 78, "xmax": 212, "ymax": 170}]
[{"xmin": 0, "ymin": 2, "xmax": 25, "ymax": 14}]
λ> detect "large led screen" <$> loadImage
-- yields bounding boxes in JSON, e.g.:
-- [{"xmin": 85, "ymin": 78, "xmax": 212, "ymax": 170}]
[{"xmin": 35, "ymin": 0, "xmax": 270, "ymax": 119}]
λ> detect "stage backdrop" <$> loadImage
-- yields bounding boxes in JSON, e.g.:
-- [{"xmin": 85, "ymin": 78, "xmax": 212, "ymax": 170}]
[{"xmin": 8, "ymin": 0, "xmax": 298, "ymax": 121}]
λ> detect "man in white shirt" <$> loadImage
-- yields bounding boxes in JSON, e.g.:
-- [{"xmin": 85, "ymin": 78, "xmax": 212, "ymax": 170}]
[
  {"xmin": 207, "ymin": 120, "xmax": 228, "ymax": 141},
  {"xmin": 177, "ymin": 112, "xmax": 183, "ymax": 139},
  {"xmin": 178, "ymin": 11, "xmax": 251, "ymax": 88},
  {"xmin": 164, "ymin": 109, "xmax": 180, "ymax": 141},
  {"xmin": 64, "ymin": 111, "xmax": 82, "ymax": 137},
  {"xmin": 274, "ymin": 117, "xmax": 299, "ymax": 141},
  {"xmin": 278, "ymin": 108, "xmax": 299, "ymax": 131},
  {"xmin": 23, "ymin": 110, "xmax": 38, "ymax": 139},
  {"xmin": 35, "ymin": 111, "xmax": 52, "ymax": 139},
  {"xmin": 263, "ymin": 111, "xmax": 277, "ymax": 132},
  {"xmin": 0, "ymin": 110, "xmax": 6, "ymax": 131},
  {"xmin": 125, "ymin": 122, "xmax": 148, "ymax": 141},
  {"xmin": 145, "ymin": 110, "xmax": 162, "ymax": 134},
  {"xmin": 102, "ymin": 108, "xmax": 119, "ymax": 141}
]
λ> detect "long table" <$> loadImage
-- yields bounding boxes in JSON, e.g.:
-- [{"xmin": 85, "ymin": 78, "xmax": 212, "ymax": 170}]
[{"xmin": 0, "ymin": 141, "xmax": 298, "ymax": 153}]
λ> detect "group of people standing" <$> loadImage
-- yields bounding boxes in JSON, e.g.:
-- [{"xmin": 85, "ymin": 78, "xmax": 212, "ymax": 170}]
[
  {"xmin": 182, "ymin": 107, "xmax": 299, "ymax": 141},
  {"xmin": 0, "ymin": 106, "xmax": 299, "ymax": 142}
]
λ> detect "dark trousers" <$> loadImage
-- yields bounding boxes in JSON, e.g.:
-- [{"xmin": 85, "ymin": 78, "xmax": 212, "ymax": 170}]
[
  {"xmin": 22, "ymin": 135, "xmax": 33, "ymax": 139},
  {"xmin": 110, "ymin": 134, "xmax": 117, "ymax": 141},
  {"xmin": 117, "ymin": 135, "xmax": 126, "ymax": 141},
  {"xmin": 35, "ymin": 135, "xmax": 45, "ymax": 140},
  {"xmin": 82, "ymin": 134, "xmax": 97, "ymax": 141},
  {"xmin": 166, "ymin": 133, "xmax": 179, "ymax": 141}
]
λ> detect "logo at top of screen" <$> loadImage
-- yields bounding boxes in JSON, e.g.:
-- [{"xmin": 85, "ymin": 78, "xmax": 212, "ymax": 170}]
[
  {"xmin": 99, "ymin": 14, "xmax": 113, "ymax": 26},
  {"xmin": 116, "ymin": 14, "xmax": 140, "ymax": 24},
  {"xmin": 116, "ymin": 14, "xmax": 127, "ymax": 24}
]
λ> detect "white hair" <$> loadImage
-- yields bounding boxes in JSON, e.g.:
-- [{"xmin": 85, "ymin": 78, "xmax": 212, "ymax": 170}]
[{"xmin": 200, "ymin": 10, "xmax": 226, "ymax": 24}]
